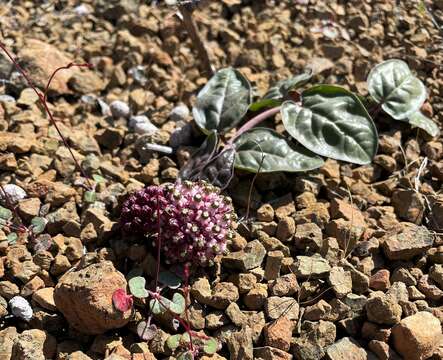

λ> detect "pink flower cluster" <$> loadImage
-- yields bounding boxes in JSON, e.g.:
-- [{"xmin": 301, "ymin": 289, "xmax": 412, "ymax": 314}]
[{"xmin": 120, "ymin": 180, "xmax": 236, "ymax": 265}]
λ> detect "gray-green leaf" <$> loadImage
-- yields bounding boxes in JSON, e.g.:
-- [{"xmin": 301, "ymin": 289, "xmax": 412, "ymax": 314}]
[
  {"xmin": 169, "ymin": 293, "xmax": 186, "ymax": 315},
  {"xmin": 30, "ymin": 217, "xmax": 47, "ymax": 234},
  {"xmin": 203, "ymin": 337, "xmax": 218, "ymax": 354},
  {"xmin": 166, "ymin": 334, "xmax": 181, "ymax": 351},
  {"xmin": 402, "ymin": 111, "xmax": 440, "ymax": 137},
  {"xmin": 0, "ymin": 206, "xmax": 12, "ymax": 221},
  {"xmin": 7, "ymin": 232, "xmax": 17, "ymax": 244},
  {"xmin": 128, "ymin": 276, "xmax": 149, "ymax": 298},
  {"xmin": 367, "ymin": 59, "xmax": 427, "ymax": 119},
  {"xmin": 193, "ymin": 68, "xmax": 252, "ymax": 134},
  {"xmin": 234, "ymin": 128, "xmax": 324, "ymax": 173},
  {"xmin": 282, "ymin": 85, "xmax": 378, "ymax": 165},
  {"xmin": 149, "ymin": 298, "xmax": 166, "ymax": 315}
]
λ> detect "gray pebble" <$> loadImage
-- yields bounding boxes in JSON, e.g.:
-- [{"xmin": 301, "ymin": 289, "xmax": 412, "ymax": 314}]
[
  {"xmin": 9, "ymin": 296, "xmax": 33, "ymax": 321},
  {"xmin": 110, "ymin": 100, "xmax": 130, "ymax": 119}
]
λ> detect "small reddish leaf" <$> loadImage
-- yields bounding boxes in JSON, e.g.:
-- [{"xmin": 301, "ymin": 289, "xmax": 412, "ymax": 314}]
[{"xmin": 112, "ymin": 289, "xmax": 133, "ymax": 312}]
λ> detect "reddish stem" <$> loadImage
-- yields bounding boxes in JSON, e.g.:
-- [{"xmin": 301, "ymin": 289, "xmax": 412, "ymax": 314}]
[
  {"xmin": 0, "ymin": 42, "xmax": 93, "ymax": 190},
  {"xmin": 154, "ymin": 192, "xmax": 162, "ymax": 292},
  {"xmin": 44, "ymin": 62, "xmax": 92, "ymax": 102},
  {"xmin": 229, "ymin": 106, "xmax": 281, "ymax": 145}
]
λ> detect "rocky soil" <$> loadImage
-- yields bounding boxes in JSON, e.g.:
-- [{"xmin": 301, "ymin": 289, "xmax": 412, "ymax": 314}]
[{"xmin": 1, "ymin": 0, "xmax": 443, "ymax": 359}]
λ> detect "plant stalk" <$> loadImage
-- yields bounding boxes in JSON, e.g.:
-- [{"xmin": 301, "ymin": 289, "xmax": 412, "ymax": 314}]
[
  {"xmin": 229, "ymin": 106, "xmax": 281, "ymax": 144},
  {"xmin": 178, "ymin": 5, "xmax": 214, "ymax": 77}
]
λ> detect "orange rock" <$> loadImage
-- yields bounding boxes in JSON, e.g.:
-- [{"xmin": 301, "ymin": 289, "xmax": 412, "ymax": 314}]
[{"xmin": 54, "ymin": 261, "xmax": 131, "ymax": 335}]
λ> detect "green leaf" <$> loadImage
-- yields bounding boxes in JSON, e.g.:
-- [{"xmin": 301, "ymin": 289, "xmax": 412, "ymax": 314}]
[
  {"xmin": 177, "ymin": 351, "xmax": 193, "ymax": 360},
  {"xmin": 158, "ymin": 271, "xmax": 181, "ymax": 289},
  {"xmin": 7, "ymin": 232, "xmax": 17, "ymax": 244},
  {"xmin": 83, "ymin": 190, "xmax": 96, "ymax": 204},
  {"xmin": 367, "ymin": 59, "xmax": 427, "ymax": 119},
  {"xmin": 128, "ymin": 276, "xmax": 149, "ymax": 298},
  {"xmin": 203, "ymin": 337, "xmax": 218, "ymax": 354},
  {"xmin": 149, "ymin": 298, "xmax": 166, "ymax": 315},
  {"xmin": 30, "ymin": 217, "xmax": 47, "ymax": 234},
  {"xmin": 166, "ymin": 334, "xmax": 181, "ymax": 351},
  {"xmin": 249, "ymin": 98, "xmax": 281, "ymax": 112},
  {"xmin": 0, "ymin": 206, "xmax": 12, "ymax": 221},
  {"xmin": 250, "ymin": 72, "xmax": 312, "ymax": 112},
  {"xmin": 282, "ymin": 86, "xmax": 378, "ymax": 165},
  {"xmin": 92, "ymin": 174, "xmax": 105, "ymax": 183},
  {"xmin": 263, "ymin": 72, "xmax": 312, "ymax": 100},
  {"xmin": 402, "ymin": 111, "xmax": 440, "ymax": 137},
  {"xmin": 169, "ymin": 293, "xmax": 186, "ymax": 315},
  {"xmin": 234, "ymin": 128, "xmax": 324, "ymax": 173},
  {"xmin": 180, "ymin": 332, "xmax": 191, "ymax": 344},
  {"xmin": 193, "ymin": 68, "xmax": 252, "ymax": 134}
]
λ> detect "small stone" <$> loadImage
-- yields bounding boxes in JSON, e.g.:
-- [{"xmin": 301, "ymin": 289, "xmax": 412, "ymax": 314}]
[
  {"xmin": 68, "ymin": 71, "xmax": 106, "ymax": 94},
  {"xmin": 292, "ymin": 254, "xmax": 331, "ymax": 278},
  {"xmin": 129, "ymin": 115, "xmax": 158, "ymax": 135},
  {"xmin": 0, "ymin": 184, "xmax": 27, "ymax": 203},
  {"xmin": 254, "ymin": 346, "xmax": 292, "ymax": 360},
  {"xmin": 417, "ymin": 275, "xmax": 443, "ymax": 301},
  {"xmin": 244, "ymin": 283, "xmax": 268, "ymax": 310},
  {"xmin": 110, "ymin": 100, "xmax": 130, "ymax": 119},
  {"xmin": 169, "ymin": 104, "xmax": 190, "ymax": 121},
  {"xmin": 392, "ymin": 190, "xmax": 425, "ymax": 224},
  {"xmin": 270, "ymin": 273, "xmax": 299, "ymax": 297},
  {"xmin": 304, "ymin": 299, "xmax": 332, "ymax": 321},
  {"xmin": 230, "ymin": 273, "xmax": 257, "ymax": 294},
  {"xmin": 206, "ymin": 311, "xmax": 229, "ymax": 330},
  {"xmin": 209, "ymin": 282, "xmax": 239, "ymax": 310},
  {"xmin": 366, "ymin": 293, "xmax": 402, "ymax": 325},
  {"xmin": 328, "ymin": 267, "xmax": 352, "ymax": 298},
  {"xmin": 32, "ymin": 288, "xmax": 56, "ymax": 311},
  {"xmin": 222, "ymin": 240, "xmax": 266, "ymax": 271},
  {"xmin": 9, "ymin": 296, "xmax": 33, "ymax": 321},
  {"xmin": 294, "ymin": 222, "xmax": 323, "ymax": 252},
  {"xmin": 330, "ymin": 198, "xmax": 366, "ymax": 227},
  {"xmin": 392, "ymin": 312, "xmax": 442, "ymax": 360},
  {"xmin": 391, "ymin": 267, "xmax": 417, "ymax": 286},
  {"xmin": 368, "ymin": 340, "xmax": 401, "ymax": 360},
  {"xmin": 326, "ymin": 337, "xmax": 368, "ymax": 360},
  {"xmin": 382, "ymin": 225, "xmax": 433, "ymax": 260},
  {"xmin": 429, "ymin": 264, "xmax": 443, "ymax": 288},
  {"xmin": 276, "ymin": 217, "xmax": 295, "ymax": 242},
  {"xmin": 50, "ymin": 255, "xmax": 71, "ymax": 276},
  {"xmin": 21, "ymin": 276, "xmax": 45, "ymax": 297},
  {"xmin": 293, "ymin": 320, "xmax": 336, "ymax": 359},
  {"xmin": 264, "ymin": 251, "xmax": 284, "ymax": 280},
  {"xmin": 265, "ymin": 296, "xmax": 299, "ymax": 321},
  {"xmin": 17, "ymin": 198, "xmax": 41, "ymax": 221},
  {"xmin": 54, "ymin": 261, "xmax": 131, "ymax": 334},
  {"xmin": 370, "ymin": 269, "xmax": 391, "ymax": 291},
  {"xmin": 18, "ymin": 39, "xmax": 75, "ymax": 95},
  {"xmin": 0, "ymin": 281, "xmax": 20, "ymax": 299},
  {"xmin": 227, "ymin": 326, "xmax": 253, "ymax": 360},
  {"xmin": 11, "ymin": 329, "xmax": 56, "ymax": 360},
  {"xmin": 257, "ymin": 203, "xmax": 274, "ymax": 222},
  {"xmin": 0, "ymin": 327, "xmax": 17, "ymax": 359},
  {"xmin": 225, "ymin": 302, "xmax": 247, "ymax": 326}
]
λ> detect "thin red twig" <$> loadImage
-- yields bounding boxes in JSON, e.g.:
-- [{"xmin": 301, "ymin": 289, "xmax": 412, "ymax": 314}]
[{"xmin": 0, "ymin": 42, "xmax": 94, "ymax": 190}]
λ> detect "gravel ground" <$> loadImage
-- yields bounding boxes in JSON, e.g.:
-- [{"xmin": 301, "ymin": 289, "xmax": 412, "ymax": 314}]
[{"xmin": 1, "ymin": 1, "xmax": 443, "ymax": 359}]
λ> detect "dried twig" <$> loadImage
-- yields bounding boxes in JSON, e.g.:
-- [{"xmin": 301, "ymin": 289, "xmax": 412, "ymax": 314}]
[{"xmin": 177, "ymin": 4, "xmax": 214, "ymax": 77}]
